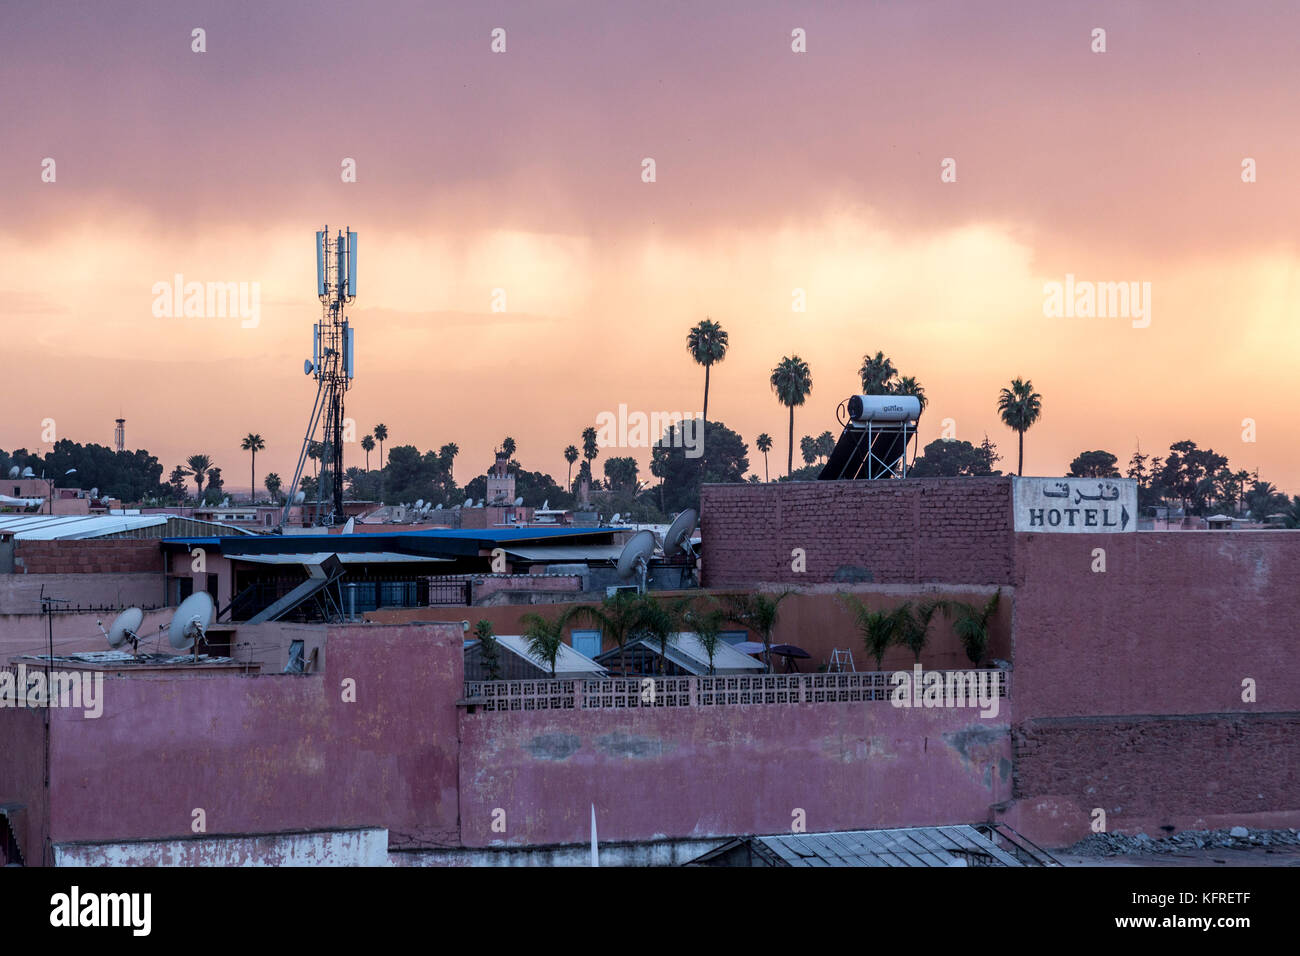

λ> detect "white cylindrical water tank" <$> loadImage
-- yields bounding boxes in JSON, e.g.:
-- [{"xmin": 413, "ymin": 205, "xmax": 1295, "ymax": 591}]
[{"xmin": 847, "ymin": 394, "xmax": 921, "ymax": 422}]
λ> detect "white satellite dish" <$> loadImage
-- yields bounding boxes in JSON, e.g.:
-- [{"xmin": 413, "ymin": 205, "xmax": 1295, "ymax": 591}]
[
  {"xmin": 168, "ymin": 591, "xmax": 214, "ymax": 654},
  {"xmin": 616, "ymin": 530, "xmax": 656, "ymax": 592},
  {"xmin": 541, "ymin": 499, "xmax": 549, "ymax": 511},
  {"xmin": 476, "ymin": 499, "xmax": 484, "ymax": 507},
  {"xmin": 90, "ymin": 487, "xmax": 99, "ymax": 498},
  {"xmin": 513, "ymin": 496, "xmax": 523, "ymax": 506},
  {"xmin": 463, "ymin": 498, "xmax": 473, "ymax": 508},
  {"xmin": 435, "ymin": 503, "xmax": 443, "ymax": 510},
  {"xmin": 220, "ymin": 496, "xmax": 230, "ymax": 507},
  {"xmin": 342, "ymin": 517, "xmax": 355, "ymax": 534},
  {"xmin": 101, "ymin": 607, "xmax": 144, "ymax": 654},
  {"xmin": 415, "ymin": 499, "xmax": 424, "ymax": 509},
  {"xmin": 304, "ymin": 359, "xmax": 314, "ymax": 375},
  {"xmin": 7, "ymin": 466, "xmax": 18, "ymax": 478},
  {"xmin": 663, "ymin": 508, "xmax": 699, "ymax": 558},
  {"xmin": 611, "ymin": 513, "xmax": 622, "ymax": 525},
  {"xmin": 294, "ymin": 490, "xmax": 306, "ymax": 504},
  {"xmin": 21, "ymin": 466, "xmax": 34, "ymax": 478}
]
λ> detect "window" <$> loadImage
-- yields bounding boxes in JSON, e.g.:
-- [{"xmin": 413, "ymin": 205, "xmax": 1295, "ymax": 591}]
[{"xmin": 571, "ymin": 630, "xmax": 602, "ymax": 659}]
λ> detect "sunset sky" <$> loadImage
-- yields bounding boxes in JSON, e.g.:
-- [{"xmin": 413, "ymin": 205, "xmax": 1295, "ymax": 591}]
[{"xmin": 3, "ymin": 0, "xmax": 1298, "ymax": 494}]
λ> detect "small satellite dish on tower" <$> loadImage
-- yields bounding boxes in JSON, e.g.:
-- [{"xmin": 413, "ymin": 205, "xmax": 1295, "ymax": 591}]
[
  {"xmin": 663, "ymin": 508, "xmax": 699, "ymax": 559},
  {"xmin": 169, "ymin": 591, "xmax": 214, "ymax": 659},
  {"xmin": 616, "ymin": 530, "xmax": 656, "ymax": 593},
  {"xmin": 304, "ymin": 359, "xmax": 314, "ymax": 376},
  {"xmin": 99, "ymin": 607, "xmax": 144, "ymax": 655}
]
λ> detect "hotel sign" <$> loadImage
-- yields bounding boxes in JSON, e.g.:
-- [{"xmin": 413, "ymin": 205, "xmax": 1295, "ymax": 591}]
[{"xmin": 1014, "ymin": 477, "xmax": 1137, "ymax": 533}]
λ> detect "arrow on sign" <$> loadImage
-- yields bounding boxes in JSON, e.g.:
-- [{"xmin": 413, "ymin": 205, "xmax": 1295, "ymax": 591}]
[{"xmin": 1121, "ymin": 505, "xmax": 1130, "ymax": 531}]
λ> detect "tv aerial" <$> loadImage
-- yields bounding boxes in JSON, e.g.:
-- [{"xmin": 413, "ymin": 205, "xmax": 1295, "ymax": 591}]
[
  {"xmin": 98, "ymin": 607, "xmax": 144, "ymax": 656},
  {"xmin": 169, "ymin": 591, "xmax": 214, "ymax": 663},
  {"xmin": 616, "ymin": 530, "xmax": 656, "ymax": 593}
]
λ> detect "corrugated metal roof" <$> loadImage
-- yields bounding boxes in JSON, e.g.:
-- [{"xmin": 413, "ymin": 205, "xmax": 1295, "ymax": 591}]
[
  {"xmin": 493, "ymin": 634, "xmax": 607, "ymax": 677},
  {"xmin": 502, "ymin": 543, "xmax": 626, "ymax": 561},
  {"xmin": 232, "ymin": 551, "xmax": 453, "ymax": 565},
  {"xmin": 755, "ymin": 826, "xmax": 1023, "ymax": 867},
  {"xmin": 620, "ymin": 632, "xmax": 765, "ymax": 675},
  {"xmin": 0, "ymin": 513, "xmax": 251, "ymax": 540}
]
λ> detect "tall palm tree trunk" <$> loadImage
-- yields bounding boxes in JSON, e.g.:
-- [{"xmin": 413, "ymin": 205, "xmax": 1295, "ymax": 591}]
[
  {"xmin": 250, "ymin": 452, "xmax": 256, "ymax": 504},
  {"xmin": 702, "ymin": 364, "xmax": 710, "ymax": 423},
  {"xmin": 1018, "ymin": 430, "xmax": 1024, "ymax": 476},
  {"xmin": 787, "ymin": 407, "xmax": 795, "ymax": 476}
]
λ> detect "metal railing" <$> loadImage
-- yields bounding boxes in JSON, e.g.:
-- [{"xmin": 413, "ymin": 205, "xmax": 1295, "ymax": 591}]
[{"xmin": 463, "ymin": 669, "xmax": 1010, "ymax": 713}]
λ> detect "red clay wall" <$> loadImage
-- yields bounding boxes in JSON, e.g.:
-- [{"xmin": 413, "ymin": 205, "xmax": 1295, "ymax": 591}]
[
  {"xmin": 0, "ymin": 702, "xmax": 45, "ymax": 865},
  {"xmin": 701, "ymin": 478, "xmax": 1014, "ymax": 588},
  {"xmin": 1005, "ymin": 531, "xmax": 1300, "ymax": 846},
  {"xmin": 43, "ymin": 623, "xmax": 463, "ymax": 851},
  {"xmin": 459, "ymin": 701, "xmax": 1012, "ymax": 847},
  {"xmin": 13, "ymin": 539, "xmax": 163, "ymax": 575}
]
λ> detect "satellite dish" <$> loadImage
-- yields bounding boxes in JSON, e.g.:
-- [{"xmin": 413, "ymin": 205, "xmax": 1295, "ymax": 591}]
[
  {"xmin": 342, "ymin": 517, "xmax": 355, "ymax": 534},
  {"xmin": 220, "ymin": 496, "xmax": 230, "ymax": 507},
  {"xmin": 294, "ymin": 490, "xmax": 306, "ymax": 504},
  {"xmin": 541, "ymin": 499, "xmax": 549, "ymax": 511},
  {"xmin": 476, "ymin": 499, "xmax": 484, "ymax": 507},
  {"xmin": 90, "ymin": 487, "xmax": 99, "ymax": 498},
  {"xmin": 611, "ymin": 513, "xmax": 622, "ymax": 524},
  {"xmin": 103, "ymin": 607, "xmax": 144, "ymax": 652},
  {"xmin": 304, "ymin": 359, "xmax": 314, "ymax": 375},
  {"xmin": 616, "ymin": 530, "xmax": 656, "ymax": 592},
  {"xmin": 415, "ymin": 499, "xmax": 424, "ymax": 509},
  {"xmin": 21, "ymin": 466, "xmax": 34, "ymax": 478},
  {"xmin": 514, "ymin": 496, "xmax": 523, "ymax": 506},
  {"xmin": 435, "ymin": 503, "xmax": 442, "ymax": 510},
  {"xmin": 168, "ymin": 591, "xmax": 214, "ymax": 652},
  {"xmin": 463, "ymin": 498, "xmax": 473, "ymax": 508},
  {"xmin": 7, "ymin": 466, "xmax": 18, "ymax": 478},
  {"xmin": 663, "ymin": 508, "xmax": 699, "ymax": 558}
]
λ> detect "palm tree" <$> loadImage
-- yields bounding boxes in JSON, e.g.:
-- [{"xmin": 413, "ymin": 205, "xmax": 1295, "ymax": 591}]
[
  {"xmin": 373, "ymin": 423, "xmax": 388, "ymax": 469},
  {"xmin": 892, "ymin": 376, "xmax": 927, "ymax": 412},
  {"xmin": 859, "ymin": 351, "xmax": 897, "ymax": 393},
  {"xmin": 723, "ymin": 591, "xmax": 791, "ymax": 674},
  {"xmin": 581, "ymin": 426, "xmax": 599, "ymax": 472},
  {"xmin": 839, "ymin": 594, "xmax": 910, "ymax": 670},
  {"xmin": 307, "ymin": 441, "xmax": 322, "ymax": 479},
  {"xmin": 686, "ymin": 317, "xmax": 729, "ymax": 422},
  {"xmin": 939, "ymin": 591, "xmax": 1001, "ymax": 666},
  {"xmin": 684, "ymin": 601, "xmax": 726, "ymax": 675},
  {"xmin": 361, "ymin": 434, "xmax": 375, "ymax": 470},
  {"xmin": 898, "ymin": 600, "xmax": 938, "ymax": 662},
  {"xmin": 997, "ymin": 378, "xmax": 1043, "ymax": 476},
  {"xmin": 800, "ymin": 435, "xmax": 817, "ymax": 466},
  {"xmin": 635, "ymin": 595, "xmax": 686, "ymax": 676},
  {"xmin": 439, "ymin": 443, "xmax": 459, "ymax": 483},
  {"xmin": 568, "ymin": 590, "xmax": 643, "ymax": 676},
  {"xmin": 521, "ymin": 610, "xmax": 569, "ymax": 678},
  {"xmin": 475, "ymin": 619, "xmax": 503, "ymax": 681},
  {"xmin": 185, "ymin": 454, "xmax": 212, "ymax": 500},
  {"xmin": 502, "ymin": 437, "xmax": 517, "ymax": 460},
  {"xmin": 770, "ymin": 356, "xmax": 813, "ymax": 477},
  {"xmin": 264, "ymin": 472, "xmax": 282, "ymax": 503},
  {"xmin": 241, "ymin": 433, "xmax": 264, "ymax": 503},
  {"xmin": 564, "ymin": 445, "xmax": 579, "ymax": 488},
  {"xmin": 755, "ymin": 433, "xmax": 772, "ymax": 481}
]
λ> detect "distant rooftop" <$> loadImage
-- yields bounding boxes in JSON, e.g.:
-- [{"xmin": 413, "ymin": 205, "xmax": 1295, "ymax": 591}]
[{"xmin": 0, "ymin": 513, "xmax": 254, "ymax": 540}]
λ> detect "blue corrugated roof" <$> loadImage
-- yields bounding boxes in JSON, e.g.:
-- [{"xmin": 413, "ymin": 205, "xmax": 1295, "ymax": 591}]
[{"xmin": 161, "ymin": 525, "xmax": 621, "ymax": 558}]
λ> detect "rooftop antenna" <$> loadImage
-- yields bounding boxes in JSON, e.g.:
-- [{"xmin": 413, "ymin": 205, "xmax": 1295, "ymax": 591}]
[
  {"xmin": 98, "ymin": 607, "xmax": 144, "ymax": 657},
  {"xmin": 616, "ymin": 530, "xmax": 656, "ymax": 593},
  {"xmin": 282, "ymin": 225, "xmax": 357, "ymax": 531},
  {"xmin": 168, "ymin": 591, "xmax": 215, "ymax": 664}
]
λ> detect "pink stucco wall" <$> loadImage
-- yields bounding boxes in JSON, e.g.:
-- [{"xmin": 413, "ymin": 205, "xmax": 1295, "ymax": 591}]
[
  {"xmin": 43, "ymin": 623, "xmax": 463, "ymax": 851},
  {"xmin": 458, "ymin": 702, "xmax": 1012, "ymax": 847}
]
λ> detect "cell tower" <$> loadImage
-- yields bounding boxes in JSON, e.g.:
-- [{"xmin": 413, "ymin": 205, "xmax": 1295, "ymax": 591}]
[
  {"xmin": 114, "ymin": 418, "xmax": 125, "ymax": 453},
  {"xmin": 282, "ymin": 226, "xmax": 356, "ymax": 527}
]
